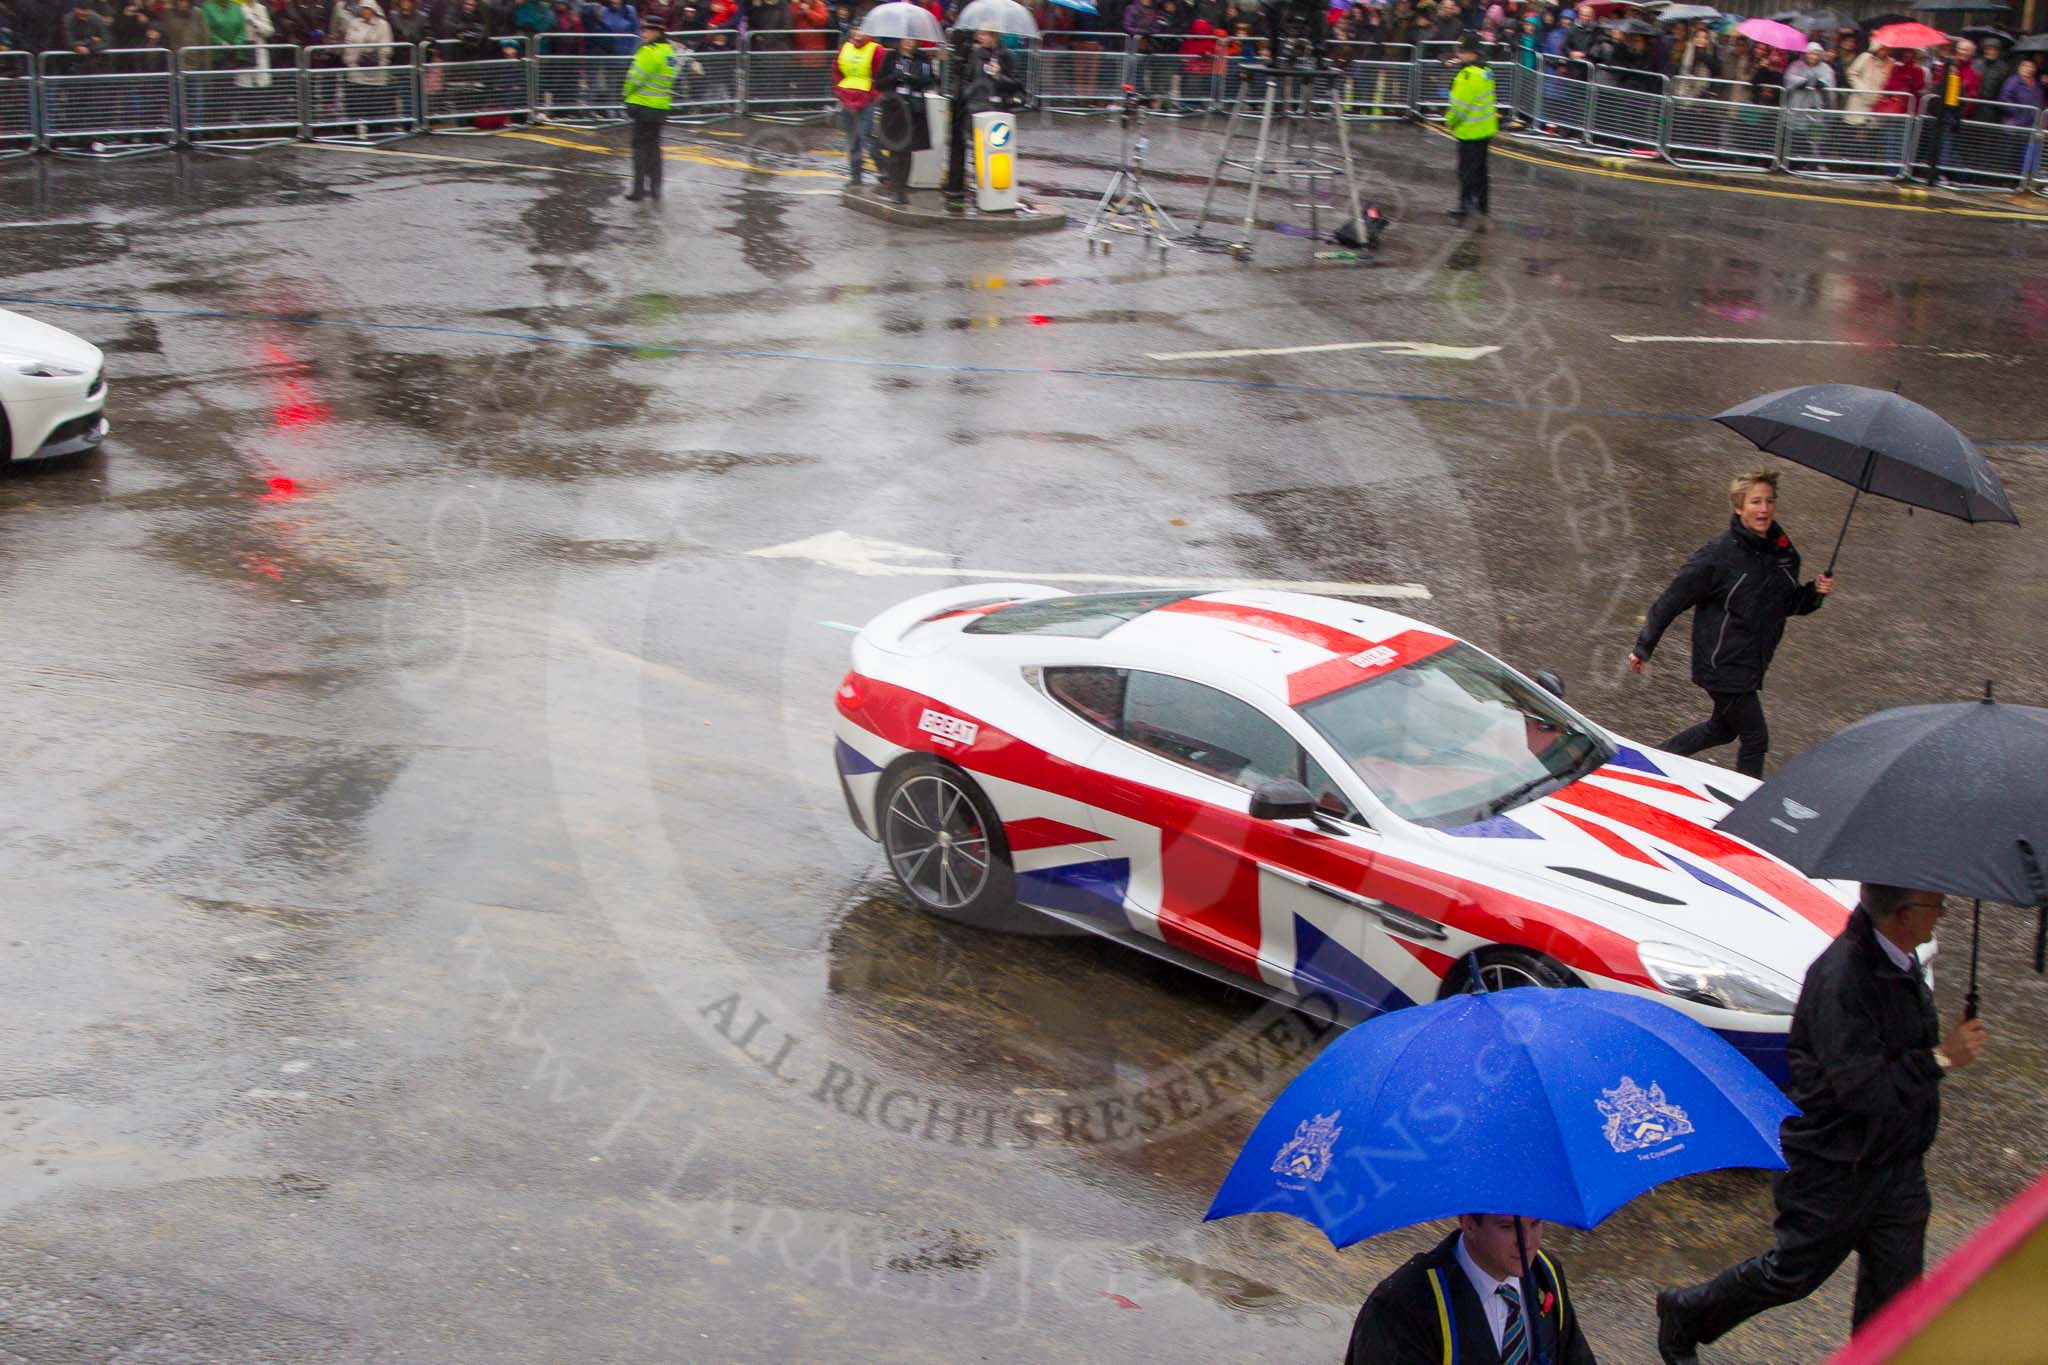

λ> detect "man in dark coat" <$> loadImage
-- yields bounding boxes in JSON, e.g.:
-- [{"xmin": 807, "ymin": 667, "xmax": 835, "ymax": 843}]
[
  {"xmin": 1656, "ymin": 886, "xmax": 1987, "ymax": 1363},
  {"xmin": 1347, "ymin": 1214, "xmax": 1598, "ymax": 1364},
  {"xmin": 1626, "ymin": 468, "xmax": 1833, "ymax": 777},
  {"xmin": 873, "ymin": 35, "xmax": 933, "ymax": 204}
]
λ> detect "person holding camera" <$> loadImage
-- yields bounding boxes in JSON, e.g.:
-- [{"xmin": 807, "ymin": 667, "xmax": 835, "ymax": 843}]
[
  {"xmin": 963, "ymin": 27, "xmax": 1022, "ymax": 110},
  {"xmin": 874, "ymin": 35, "xmax": 935, "ymax": 203}
]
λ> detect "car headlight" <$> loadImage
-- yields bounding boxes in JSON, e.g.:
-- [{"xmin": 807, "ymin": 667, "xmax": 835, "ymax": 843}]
[
  {"xmin": 1639, "ymin": 941, "xmax": 1800, "ymax": 1015},
  {"xmin": 15, "ymin": 362, "xmax": 85, "ymax": 379}
]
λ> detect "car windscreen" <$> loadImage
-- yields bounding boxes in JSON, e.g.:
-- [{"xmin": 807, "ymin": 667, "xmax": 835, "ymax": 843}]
[
  {"xmin": 1295, "ymin": 643, "xmax": 1612, "ymax": 828},
  {"xmin": 963, "ymin": 591, "xmax": 1197, "ymax": 638}
]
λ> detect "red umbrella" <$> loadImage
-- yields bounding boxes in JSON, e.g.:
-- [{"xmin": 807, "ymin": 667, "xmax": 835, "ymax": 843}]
[{"xmin": 1870, "ymin": 19, "xmax": 1949, "ymax": 46}]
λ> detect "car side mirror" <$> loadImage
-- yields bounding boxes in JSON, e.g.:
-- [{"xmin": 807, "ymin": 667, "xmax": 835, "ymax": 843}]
[
  {"xmin": 1250, "ymin": 778, "xmax": 1316, "ymax": 821},
  {"xmin": 1532, "ymin": 668, "xmax": 1566, "ymax": 700}
]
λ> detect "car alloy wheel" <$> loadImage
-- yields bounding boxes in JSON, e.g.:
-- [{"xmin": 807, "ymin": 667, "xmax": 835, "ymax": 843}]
[{"xmin": 884, "ymin": 771, "xmax": 993, "ymax": 911}]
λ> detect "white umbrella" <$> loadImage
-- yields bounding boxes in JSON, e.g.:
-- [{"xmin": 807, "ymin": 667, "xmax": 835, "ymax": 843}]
[
  {"xmin": 952, "ymin": 0, "xmax": 1040, "ymax": 36},
  {"xmin": 861, "ymin": 0, "xmax": 945, "ymax": 42}
]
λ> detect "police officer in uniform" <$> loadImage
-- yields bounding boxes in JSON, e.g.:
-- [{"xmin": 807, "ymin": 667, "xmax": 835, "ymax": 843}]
[
  {"xmin": 1347, "ymin": 1214, "xmax": 1598, "ymax": 1364},
  {"xmin": 1445, "ymin": 34, "xmax": 1498, "ymax": 220},
  {"xmin": 622, "ymin": 14, "xmax": 679, "ymax": 201}
]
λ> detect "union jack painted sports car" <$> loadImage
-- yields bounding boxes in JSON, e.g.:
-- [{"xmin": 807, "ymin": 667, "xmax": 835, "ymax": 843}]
[{"xmin": 833, "ymin": 584, "xmax": 1868, "ymax": 1082}]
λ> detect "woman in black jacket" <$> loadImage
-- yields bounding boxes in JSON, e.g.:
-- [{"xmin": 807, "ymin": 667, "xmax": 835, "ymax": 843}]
[
  {"xmin": 873, "ymin": 36, "xmax": 934, "ymax": 204},
  {"xmin": 1627, "ymin": 468, "xmax": 1835, "ymax": 776}
]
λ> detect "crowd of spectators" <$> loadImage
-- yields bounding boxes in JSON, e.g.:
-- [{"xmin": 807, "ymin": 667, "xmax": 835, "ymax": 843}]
[{"xmin": 3, "ymin": 0, "xmax": 2041, "ymax": 158}]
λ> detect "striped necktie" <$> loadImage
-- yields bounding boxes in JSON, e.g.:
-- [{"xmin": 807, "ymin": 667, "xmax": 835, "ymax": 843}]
[{"xmin": 1498, "ymin": 1281, "xmax": 1529, "ymax": 1365}]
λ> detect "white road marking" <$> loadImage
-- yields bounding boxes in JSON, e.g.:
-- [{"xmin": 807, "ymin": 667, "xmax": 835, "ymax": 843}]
[
  {"xmin": 751, "ymin": 531, "xmax": 1431, "ymax": 600},
  {"xmin": 1611, "ymin": 335, "xmax": 1873, "ymax": 347},
  {"xmin": 1144, "ymin": 340, "xmax": 1501, "ymax": 362},
  {"xmin": 1613, "ymin": 335, "xmax": 2017, "ymax": 363}
]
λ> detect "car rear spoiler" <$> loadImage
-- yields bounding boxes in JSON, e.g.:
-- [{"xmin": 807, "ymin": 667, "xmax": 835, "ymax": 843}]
[{"xmin": 856, "ymin": 583, "xmax": 1059, "ymax": 655}]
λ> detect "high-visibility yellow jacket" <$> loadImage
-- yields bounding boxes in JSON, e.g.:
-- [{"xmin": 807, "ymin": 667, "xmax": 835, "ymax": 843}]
[
  {"xmin": 836, "ymin": 39, "xmax": 880, "ymax": 93},
  {"xmin": 1446, "ymin": 63, "xmax": 1498, "ymax": 140},
  {"xmin": 624, "ymin": 39, "xmax": 680, "ymax": 110}
]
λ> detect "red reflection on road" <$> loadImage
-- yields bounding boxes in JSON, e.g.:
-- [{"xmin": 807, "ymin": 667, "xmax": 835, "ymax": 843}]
[{"xmin": 273, "ymin": 382, "xmax": 331, "ymax": 429}]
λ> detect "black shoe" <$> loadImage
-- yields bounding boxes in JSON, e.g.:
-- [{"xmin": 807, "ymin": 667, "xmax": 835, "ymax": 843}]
[
  {"xmin": 625, "ymin": 191, "xmax": 646, "ymax": 202},
  {"xmin": 1656, "ymin": 1288, "xmax": 1700, "ymax": 1365},
  {"xmin": 850, "ymin": 173, "xmax": 864, "ymax": 187},
  {"xmin": 893, "ymin": 186, "xmax": 909, "ymax": 205},
  {"xmin": 1445, "ymin": 207, "xmax": 1468, "ymax": 220}
]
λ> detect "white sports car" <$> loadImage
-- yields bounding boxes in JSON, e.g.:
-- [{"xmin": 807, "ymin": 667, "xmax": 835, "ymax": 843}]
[
  {"xmin": 0, "ymin": 307, "xmax": 108, "ymax": 464},
  {"xmin": 834, "ymin": 584, "xmax": 1872, "ymax": 1083}
]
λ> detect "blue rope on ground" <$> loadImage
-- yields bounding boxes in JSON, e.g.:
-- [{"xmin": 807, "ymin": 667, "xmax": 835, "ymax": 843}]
[{"xmin": 3, "ymin": 293, "xmax": 2043, "ymax": 447}]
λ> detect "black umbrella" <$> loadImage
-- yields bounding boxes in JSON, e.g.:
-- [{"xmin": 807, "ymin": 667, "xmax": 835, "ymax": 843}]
[
  {"xmin": 2016, "ymin": 33, "xmax": 2048, "ymax": 53},
  {"xmin": 1712, "ymin": 383, "xmax": 2019, "ymax": 575},
  {"xmin": 1772, "ymin": 7, "xmax": 1855, "ymax": 31},
  {"xmin": 1912, "ymin": 0, "xmax": 2009, "ymax": 11},
  {"xmin": 1861, "ymin": 11, "xmax": 1914, "ymax": 28},
  {"xmin": 1719, "ymin": 685, "xmax": 2048, "ymax": 1018},
  {"xmin": 1615, "ymin": 16, "xmax": 1660, "ymax": 32},
  {"xmin": 1960, "ymin": 24, "xmax": 2015, "ymax": 42}
]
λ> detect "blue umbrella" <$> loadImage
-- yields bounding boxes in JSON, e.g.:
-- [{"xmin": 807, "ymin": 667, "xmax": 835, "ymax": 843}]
[
  {"xmin": 1205, "ymin": 988, "xmax": 1795, "ymax": 1247},
  {"xmin": 1046, "ymin": 0, "xmax": 1097, "ymax": 11}
]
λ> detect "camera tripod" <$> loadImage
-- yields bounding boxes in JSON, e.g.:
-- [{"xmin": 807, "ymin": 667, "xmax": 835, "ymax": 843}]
[
  {"xmin": 1190, "ymin": 62, "xmax": 1374, "ymax": 261},
  {"xmin": 1083, "ymin": 87, "xmax": 1178, "ymax": 259}
]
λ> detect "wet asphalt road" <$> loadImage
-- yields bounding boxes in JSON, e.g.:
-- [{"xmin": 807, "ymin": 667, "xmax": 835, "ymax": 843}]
[{"xmin": 3, "ymin": 114, "xmax": 2047, "ymax": 1364}]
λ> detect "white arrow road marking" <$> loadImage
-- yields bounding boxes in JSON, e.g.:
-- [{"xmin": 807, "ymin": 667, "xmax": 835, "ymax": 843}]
[
  {"xmin": 750, "ymin": 531, "xmax": 1431, "ymax": 600},
  {"xmin": 1143, "ymin": 340, "xmax": 1502, "ymax": 362}
]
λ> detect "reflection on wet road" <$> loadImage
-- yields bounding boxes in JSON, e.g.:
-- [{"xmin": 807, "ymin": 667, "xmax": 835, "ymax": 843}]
[{"xmin": 2, "ymin": 115, "xmax": 2045, "ymax": 1363}]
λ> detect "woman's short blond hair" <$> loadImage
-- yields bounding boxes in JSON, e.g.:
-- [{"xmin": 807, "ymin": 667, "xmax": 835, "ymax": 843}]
[{"xmin": 1729, "ymin": 468, "xmax": 1779, "ymax": 512}]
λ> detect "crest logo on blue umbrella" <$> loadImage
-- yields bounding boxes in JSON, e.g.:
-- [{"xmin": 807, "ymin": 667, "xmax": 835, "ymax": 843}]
[
  {"xmin": 1270, "ymin": 1111, "xmax": 1342, "ymax": 1187},
  {"xmin": 1596, "ymin": 1077, "xmax": 1695, "ymax": 1156}
]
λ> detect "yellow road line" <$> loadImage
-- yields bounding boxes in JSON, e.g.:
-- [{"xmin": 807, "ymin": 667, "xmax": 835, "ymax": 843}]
[
  {"xmin": 1419, "ymin": 124, "xmax": 2048, "ymax": 221},
  {"xmin": 497, "ymin": 128, "xmax": 845, "ymax": 178}
]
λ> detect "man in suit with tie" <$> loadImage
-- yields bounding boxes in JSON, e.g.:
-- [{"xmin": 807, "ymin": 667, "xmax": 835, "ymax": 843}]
[{"xmin": 1345, "ymin": 1213, "xmax": 1598, "ymax": 1364}]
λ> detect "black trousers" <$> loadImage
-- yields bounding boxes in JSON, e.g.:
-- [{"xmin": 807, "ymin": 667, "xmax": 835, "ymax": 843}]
[
  {"xmin": 1663, "ymin": 688, "xmax": 1769, "ymax": 777},
  {"xmin": 1456, "ymin": 136, "xmax": 1490, "ymax": 213},
  {"xmin": 629, "ymin": 105, "xmax": 666, "ymax": 195},
  {"xmin": 1677, "ymin": 1156, "xmax": 1929, "ymax": 1342}
]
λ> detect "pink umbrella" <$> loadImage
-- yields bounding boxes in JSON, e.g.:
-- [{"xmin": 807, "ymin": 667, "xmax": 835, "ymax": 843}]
[{"xmin": 1736, "ymin": 16, "xmax": 1811, "ymax": 48}]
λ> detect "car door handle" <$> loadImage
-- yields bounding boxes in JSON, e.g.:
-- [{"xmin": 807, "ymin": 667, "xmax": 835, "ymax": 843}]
[{"xmin": 1260, "ymin": 865, "xmax": 1450, "ymax": 942}]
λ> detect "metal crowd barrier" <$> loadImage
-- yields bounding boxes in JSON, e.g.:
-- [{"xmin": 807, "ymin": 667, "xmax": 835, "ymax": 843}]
[
  {"xmin": 424, "ymin": 34, "xmax": 532, "ymax": 132},
  {"xmin": 1033, "ymin": 32, "xmax": 1130, "ymax": 112},
  {"xmin": 1665, "ymin": 77, "xmax": 1777, "ymax": 172},
  {"xmin": 303, "ymin": 41, "xmax": 418, "ymax": 144},
  {"xmin": 533, "ymin": 31, "xmax": 632, "ymax": 125},
  {"xmin": 37, "ymin": 47, "xmax": 177, "ymax": 157},
  {"xmin": 1411, "ymin": 41, "xmax": 1460, "ymax": 117},
  {"xmin": 1777, "ymin": 105, "xmax": 1917, "ymax": 180},
  {"xmin": 1913, "ymin": 93, "xmax": 2042, "ymax": 191},
  {"xmin": 4, "ymin": 39, "xmax": 2043, "ymax": 190},
  {"xmin": 178, "ymin": 44, "xmax": 302, "ymax": 149},
  {"xmin": 743, "ymin": 28, "xmax": 838, "ymax": 122},
  {"xmin": 0, "ymin": 52, "xmax": 36, "ymax": 158},
  {"xmin": 671, "ymin": 34, "xmax": 743, "ymax": 124},
  {"xmin": 1328, "ymin": 42, "xmax": 1415, "ymax": 122},
  {"xmin": 1586, "ymin": 71, "xmax": 1667, "ymax": 157}
]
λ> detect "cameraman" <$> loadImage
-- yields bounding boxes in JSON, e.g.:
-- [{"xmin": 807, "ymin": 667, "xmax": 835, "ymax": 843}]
[{"xmin": 964, "ymin": 27, "xmax": 1022, "ymax": 111}]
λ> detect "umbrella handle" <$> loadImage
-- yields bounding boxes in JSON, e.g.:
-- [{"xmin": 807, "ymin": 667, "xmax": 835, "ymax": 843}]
[
  {"xmin": 2022, "ymin": 840, "xmax": 2047, "ymax": 975},
  {"xmin": 1824, "ymin": 449, "xmax": 1875, "ymax": 577},
  {"xmin": 1965, "ymin": 899, "xmax": 1980, "ymax": 1022},
  {"xmin": 1514, "ymin": 1216, "xmax": 1550, "ymax": 1365}
]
